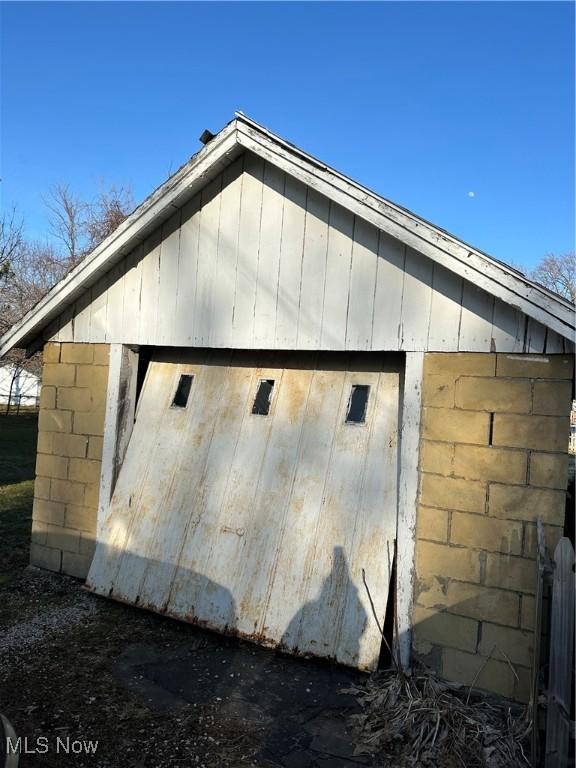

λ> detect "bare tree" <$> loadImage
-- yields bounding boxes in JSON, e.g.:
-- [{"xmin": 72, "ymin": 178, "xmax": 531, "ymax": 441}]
[
  {"xmin": 0, "ymin": 179, "xmax": 133, "ymax": 413},
  {"xmin": 0, "ymin": 207, "xmax": 24, "ymax": 281},
  {"xmin": 2, "ymin": 182, "xmax": 133, "ymax": 337},
  {"xmin": 1, "ymin": 240, "xmax": 68, "ymax": 331},
  {"xmin": 531, "ymin": 252, "xmax": 576, "ymax": 302},
  {"xmin": 44, "ymin": 182, "xmax": 133, "ymax": 265},
  {"xmin": 0, "ymin": 239, "xmax": 66, "ymax": 337},
  {"xmin": 84, "ymin": 184, "xmax": 133, "ymax": 253},
  {"xmin": 0, "ymin": 238, "xmax": 64, "ymax": 408},
  {"xmin": 45, "ymin": 184, "xmax": 87, "ymax": 266}
]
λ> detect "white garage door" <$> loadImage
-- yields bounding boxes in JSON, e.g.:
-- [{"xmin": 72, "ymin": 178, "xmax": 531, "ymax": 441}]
[{"xmin": 87, "ymin": 350, "xmax": 399, "ymax": 670}]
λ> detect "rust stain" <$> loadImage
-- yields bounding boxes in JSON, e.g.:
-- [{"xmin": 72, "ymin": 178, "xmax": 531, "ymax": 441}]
[
  {"xmin": 283, "ymin": 373, "xmax": 309, "ymax": 425},
  {"xmin": 221, "ymin": 525, "xmax": 245, "ymax": 537},
  {"xmin": 90, "ymin": 575, "xmax": 374, "ymax": 672}
]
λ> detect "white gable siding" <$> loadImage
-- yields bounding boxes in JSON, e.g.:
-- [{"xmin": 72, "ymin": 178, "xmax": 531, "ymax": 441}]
[{"xmin": 47, "ymin": 152, "xmax": 573, "ymax": 354}]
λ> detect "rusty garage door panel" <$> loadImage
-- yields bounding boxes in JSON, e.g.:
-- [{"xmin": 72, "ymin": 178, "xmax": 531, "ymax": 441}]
[{"xmin": 87, "ymin": 350, "xmax": 399, "ymax": 670}]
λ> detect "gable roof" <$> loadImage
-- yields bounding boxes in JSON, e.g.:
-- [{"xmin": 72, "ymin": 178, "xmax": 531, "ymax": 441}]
[{"xmin": 1, "ymin": 113, "xmax": 574, "ymax": 357}]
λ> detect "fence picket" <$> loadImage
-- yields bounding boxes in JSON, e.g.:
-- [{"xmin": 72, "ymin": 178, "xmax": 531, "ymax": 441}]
[{"xmin": 545, "ymin": 537, "xmax": 575, "ymax": 768}]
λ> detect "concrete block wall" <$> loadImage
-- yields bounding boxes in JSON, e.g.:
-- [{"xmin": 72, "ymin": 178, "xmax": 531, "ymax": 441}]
[
  {"xmin": 31, "ymin": 342, "xmax": 109, "ymax": 578},
  {"xmin": 413, "ymin": 352, "xmax": 573, "ymax": 701}
]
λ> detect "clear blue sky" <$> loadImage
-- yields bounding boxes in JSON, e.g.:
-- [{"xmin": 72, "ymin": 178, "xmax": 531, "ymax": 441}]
[{"xmin": 1, "ymin": 1, "xmax": 574, "ymax": 270}]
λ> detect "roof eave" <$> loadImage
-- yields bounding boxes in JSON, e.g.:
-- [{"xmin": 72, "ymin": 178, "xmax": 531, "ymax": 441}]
[
  {"xmin": 0, "ymin": 121, "xmax": 242, "ymax": 357},
  {"xmin": 1, "ymin": 113, "xmax": 574, "ymax": 357}
]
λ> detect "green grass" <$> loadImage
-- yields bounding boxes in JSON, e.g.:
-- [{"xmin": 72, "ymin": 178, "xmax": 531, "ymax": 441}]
[
  {"xmin": 0, "ymin": 413, "xmax": 38, "ymax": 581},
  {"xmin": 0, "ymin": 413, "xmax": 39, "ymax": 485}
]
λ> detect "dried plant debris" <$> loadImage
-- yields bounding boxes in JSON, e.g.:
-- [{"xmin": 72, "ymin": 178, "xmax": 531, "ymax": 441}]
[{"xmin": 342, "ymin": 668, "xmax": 531, "ymax": 768}]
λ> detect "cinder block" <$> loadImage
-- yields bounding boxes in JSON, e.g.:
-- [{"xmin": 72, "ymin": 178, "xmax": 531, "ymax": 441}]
[
  {"xmin": 523, "ymin": 523, "xmax": 564, "ymax": 559},
  {"xmin": 442, "ymin": 648, "xmax": 518, "ymax": 699},
  {"xmin": 73, "ymin": 411, "xmax": 105, "ymax": 436},
  {"xmin": 68, "ymin": 458, "xmax": 101, "ymax": 485},
  {"xmin": 44, "ymin": 524, "xmax": 81, "ymax": 553},
  {"xmin": 93, "ymin": 344, "xmax": 110, "ymax": 365},
  {"xmin": 84, "ymin": 483, "xmax": 101, "ymax": 510},
  {"xmin": 35, "ymin": 453, "xmax": 68, "ymax": 480},
  {"xmin": 417, "ymin": 578, "xmax": 519, "ymax": 627},
  {"xmin": 532, "ymin": 380, "xmax": 573, "ymax": 416},
  {"xmin": 60, "ymin": 344, "xmax": 94, "ymax": 365},
  {"xmin": 416, "ymin": 505, "xmax": 449, "ymax": 543},
  {"xmin": 445, "ymin": 582, "xmax": 520, "ymax": 626},
  {"xmin": 87, "ymin": 436, "xmax": 104, "ymax": 460},
  {"xmin": 61, "ymin": 551, "xmax": 92, "ymax": 579},
  {"xmin": 423, "ymin": 408, "xmax": 490, "ymax": 445},
  {"xmin": 489, "ymin": 484, "xmax": 566, "ymax": 525},
  {"xmin": 455, "ymin": 377, "xmax": 531, "ymax": 413},
  {"xmin": 30, "ymin": 542, "xmax": 61, "ymax": 572},
  {"xmin": 42, "ymin": 363, "xmax": 75, "ymax": 387},
  {"xmin": 425, "ymin": 353, "xmax": 496, "ymax": 377},
  {"xmin": 529, "ymin": 452, "xmax": 569, "ymax": 490},
  {"xmin": 479, "ymin": 623, "xmax": 533, "ymax": 668},
  {"xmin": 52, "ymin": 432, "xmax": 89, "ymax": 459},
  {"xmin": 76, "ymin": 365, "xmax": 108, "ymax": 392},
  {"xmin": 412, "ymin": 605, "xmax": 478, "ymax": 653},
  {"xmin": 43, "ymin": 343, "xmax": 61, "ymax": 364},
  {"xmin": 415, "ymin": 576, "xmax": 448, "ymax": 610},
  {"xmin": 37, "ymin": 432, "xmax": 54, "ymax": 455},
  {"xmin": 493, "ymin": 414, "xmax": 569, "ymax": 452},
  {"xmin": 416, "ymin": 540, "xmax": 481, "ymax": 582},
  {"xmin": 39, "ymin": 386, "xmax": 56, "ymax": 410},
  {"xmin": 453, "ymin": 445, "xmax": 527, "ymax": 484},
  {"xmin": 31, "ymin": 518, "xmax": 48, "ymax": 546},
  {"xmin": 485, "ymin": 552, "xmax": 537, "ymax": 594},
  {"xmin": 65, "ymin": 505, "xmax": 97, "ymax": 533},
  {"xmin": 420, "ymin": 441, "xmax": 454, "ymax": 476},
  {"xmin": 32, "ymin": 498, "xmax": 66, "ymax": 527},
  {"xmin": 451, "ymin": 512, "xmax": 523, "ymax": 555},
  {"xmin": 90, "ymin": 384, "xmax": 108, "ymax": 411},
  {"xmin": 520, "ymin": 596, "xmax": 535, "ymax": 630},
  {"xmin": 79, "ymin": 533, "xmax": 96, "ymax": 557},
  {"xmin": 420, "ymin": 475, "xmax": 486, "ymax": 514},
  {"xmin": 57, "ymin": 387, "xmax": 92, "ymax": 412},
  {"xmin": 38, "ymin": 409, "xmax": 72, "ymax": 433},
  {"xmin": 422, "ymin": 374, "xmax": 456, "ymax": 408},
  {"xmin": 496, "ymin": 354, "xmax": 574, "ymax": 379},
  {"xmin": 49, "ymin": 478, "xmax": 85, "ymax": 506},
  {"xmin": 34, "ymin": 476, "xmax": 51, "ymax": 500}
]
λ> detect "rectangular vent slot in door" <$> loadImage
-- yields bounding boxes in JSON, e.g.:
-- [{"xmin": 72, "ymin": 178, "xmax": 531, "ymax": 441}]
[
  {"xmin": 346, "ymin": 384, "xmax": 370, "ymax": 424},
  {"xmin": 172, "ymin": 375, "xmax": 193, "ymax": 408},
  {"xmin": 252, "ymin": 379, "xmax": 275, "ymax": 416}
]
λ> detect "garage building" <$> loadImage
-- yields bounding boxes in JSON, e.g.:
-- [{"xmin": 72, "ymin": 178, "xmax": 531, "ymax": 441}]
[{"xmin": 1, "ymin": 114, "xmax": 574, "ymax": 702}]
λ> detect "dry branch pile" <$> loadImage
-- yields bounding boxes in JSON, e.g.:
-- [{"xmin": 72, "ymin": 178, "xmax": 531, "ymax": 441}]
[{"xmin": 343, "ymin": 668, "xmax": 532, "ymax": 768}]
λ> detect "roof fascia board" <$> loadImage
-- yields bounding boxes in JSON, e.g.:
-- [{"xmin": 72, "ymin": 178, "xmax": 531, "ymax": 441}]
[
  {"xmin": 236, "ymin": 120, "xmax": 574, "ymax": 339},
  {"xmin": 0, "ymin": 123, "xmax": 241, "ymax": 357}
]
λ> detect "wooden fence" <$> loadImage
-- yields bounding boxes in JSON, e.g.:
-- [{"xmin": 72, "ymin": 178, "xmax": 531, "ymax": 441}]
[{"xmin": 534, "ymin": 520, "xmax": 575, "ymax": 768}]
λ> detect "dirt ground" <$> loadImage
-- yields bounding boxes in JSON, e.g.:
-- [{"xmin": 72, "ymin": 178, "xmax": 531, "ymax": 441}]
[
  {"xmin": 0, "ymin": 414, "xmax": 369, "ymax": 767},
  {"xmin": 2, "ymin": 567, "xmax": 377, "ymax": 767}
]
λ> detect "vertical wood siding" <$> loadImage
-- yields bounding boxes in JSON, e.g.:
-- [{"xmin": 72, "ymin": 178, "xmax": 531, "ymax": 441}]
[{"xmin": 50, "ymin": 152, "xmax": 573, "ymax": 354}]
